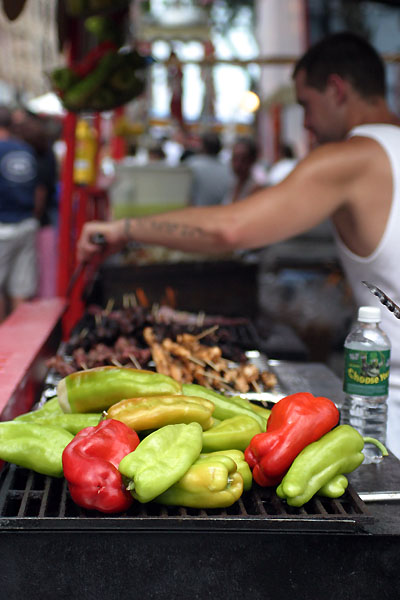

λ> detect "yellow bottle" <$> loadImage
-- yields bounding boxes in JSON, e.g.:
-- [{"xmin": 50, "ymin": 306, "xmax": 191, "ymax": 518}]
[{"xmin": 74, "ymin": 120, "xmax": 97, "ymax": 185}]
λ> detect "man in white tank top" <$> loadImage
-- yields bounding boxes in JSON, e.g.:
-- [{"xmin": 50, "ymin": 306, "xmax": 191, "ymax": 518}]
[{"xmin": 78, "ymin": 33, "xmax": 400, "ymax": 457}]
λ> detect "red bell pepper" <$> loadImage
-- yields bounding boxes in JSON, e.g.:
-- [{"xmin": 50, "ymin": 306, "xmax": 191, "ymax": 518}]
[
  {"xmin": 62, "ymin": 419, "xmax": 139, "ymax": 513},
  {"xmin": 244, "ymin": 392, "xmax": 339, "ymax": 487}
]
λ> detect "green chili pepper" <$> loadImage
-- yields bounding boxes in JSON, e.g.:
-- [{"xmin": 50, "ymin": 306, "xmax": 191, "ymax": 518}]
[
  {"xmin": 182, "ymin": 383, "xmax": 267, "ymax": 431},
  {"xmin": 154, "ymin": 454, "xmax": 244, "ymax": 509},
  {"xmin": 106, "ymin": 394, "xmax": 214, "ymax": 431},
  {"xmin": 202, "ymin": 415, "xmax": 262, "ymax": 453},
  {"xmin": 276, "ymin": 424, "xmax": 388, "ymax": 507},
  {"xmin": 317, "ymin": 474, "xmax": 349, "ymax": 498},
  {"xmin": 14, "ymin": 398, "xmax": 101, "ymax": 434},
  {"xmin": 57, "ymin": 366, "xmax": 182, "ymax": 414},
  {"xmin": 199, "ymin": 449, "xmax": 253, "ymax": 491},
  {"xmin": 0, "ymin": 422, "xmax": 74, "ymax": 478},
  {"xmin": 119, "ymin": 422, "xmax": 203, "ymax": 503}
]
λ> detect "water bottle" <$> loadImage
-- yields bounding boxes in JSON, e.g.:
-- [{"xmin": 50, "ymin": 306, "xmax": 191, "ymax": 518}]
[{"xmin": 342, "ymin": 306, "xmax": 390, "ymax": 463}]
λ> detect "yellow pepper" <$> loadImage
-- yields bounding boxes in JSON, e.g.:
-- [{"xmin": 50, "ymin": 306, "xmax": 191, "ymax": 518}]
[{"xmin": 106, "ymin": 394, "xmax": 215, "ymax": 431}]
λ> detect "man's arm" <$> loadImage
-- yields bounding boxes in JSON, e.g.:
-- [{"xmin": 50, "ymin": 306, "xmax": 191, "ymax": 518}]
[{"xmin": 77, "ymin": 141, "xmax": 359, "ymax": 263}]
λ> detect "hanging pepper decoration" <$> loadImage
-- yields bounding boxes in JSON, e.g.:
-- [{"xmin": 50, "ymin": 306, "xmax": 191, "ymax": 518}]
[
  {"xmin": 62, "ymin": 419, "xmax": 140, "ymax": 513},
  {"xmin": 244, "ymin": 392, "xmax": 340, "ymax": 487}
]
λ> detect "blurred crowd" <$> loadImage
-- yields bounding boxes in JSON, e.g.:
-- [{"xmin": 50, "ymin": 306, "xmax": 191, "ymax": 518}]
[{"xmin": 0, "ymin": 105, "xmax": 62, "ymax": 321}]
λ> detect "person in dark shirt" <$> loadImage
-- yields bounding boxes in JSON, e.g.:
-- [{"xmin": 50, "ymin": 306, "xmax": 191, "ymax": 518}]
[
  {"xmin": 0, "ymin": 106, "xmax": 40, "ymax": 319},
  {"xmin": 11, "ymin": 108, "xmax": 60, "ymax": 298}
]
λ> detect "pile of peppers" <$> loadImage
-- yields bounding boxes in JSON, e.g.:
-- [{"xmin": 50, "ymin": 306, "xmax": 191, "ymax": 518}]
[{"xmin": 0, "ymin": 366, "xmax": 387, "ymax": 513}]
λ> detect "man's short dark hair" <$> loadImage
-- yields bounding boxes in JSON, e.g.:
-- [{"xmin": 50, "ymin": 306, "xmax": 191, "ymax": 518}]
[
  {"xmin": 293, "ymin": 31, "xmax": 386, "ymax": 98},
  {"xmin": 0, "ymin": 106, "xmax": 12, "ymax": 129},
  {"xmin": 201, "ymin": 132, "xmax": 222, "ymax": 155}
]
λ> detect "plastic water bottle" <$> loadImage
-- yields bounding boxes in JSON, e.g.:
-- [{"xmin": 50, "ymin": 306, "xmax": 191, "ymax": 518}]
[{"xmin": 342, "ymin": 306, "xmax": 391, "ymax": 463}]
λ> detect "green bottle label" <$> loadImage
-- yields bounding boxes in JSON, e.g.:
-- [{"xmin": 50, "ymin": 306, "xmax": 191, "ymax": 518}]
[{"xmin": 343, "ymin": 348, "xmax": 390, "ymax": 396}]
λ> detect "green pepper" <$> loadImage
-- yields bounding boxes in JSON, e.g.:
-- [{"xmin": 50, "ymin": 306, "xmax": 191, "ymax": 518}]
[
  {"xmin": 244, "ymin": 402, "xmax": 271, "ymax": 421},
  {"xmin": 182, "ymin": 383, "xmax": 267, "ymax": 431},
  {"xmin": 0, "ymin": 422, "xmax": 74, "ymax": 478},
  {"xmin": 106, "ymin": 394, "xmax": 214, "ymax": 431},
  {"xmin": 199, "ymin": 449, "xmax": 252, "ymax": 491},
  {"xmin": 317, "ymin": 474, "xmax": 348, "ymax": 498},
  {"xmin": 58, "ymin": 366, "xmax": 182, "ymax": 414},
  {"xmin": 276, "ymin": 424, "xmax": 388, "ymax": 507},
  {"xmin": 202, "ymin": 415, "xmax": 261, "ymax": 453},
  {"xmin": 119, "ymin": 422, "xmax": 203, "ymax": 503},
  {"xmin": 62, "ymin": 51, "xmax": 119, "ymax": 111},
  {"xmin": 155, "ymin": 454, "xmax": 244, "ymax": 508},
  {"xmin": 14, "ymin": 398, "xmax": 101, "ymax": 434}
]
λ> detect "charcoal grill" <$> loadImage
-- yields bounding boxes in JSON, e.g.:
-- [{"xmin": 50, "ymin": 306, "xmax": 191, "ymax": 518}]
[
  {"xmin": 1, "ymin": 461, "xmax": 400, "ymax": 600},
  {"xmin": 1, "ymin": 304, "xmax": 400, "ymax": 600}
]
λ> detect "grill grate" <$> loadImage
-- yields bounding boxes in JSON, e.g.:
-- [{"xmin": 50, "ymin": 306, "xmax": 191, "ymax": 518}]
[{"xmin": 0, "ymin": 463, "xmax": 373, "ymax": 533}]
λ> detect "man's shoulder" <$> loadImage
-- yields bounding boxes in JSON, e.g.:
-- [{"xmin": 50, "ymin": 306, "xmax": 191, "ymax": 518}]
[{"xmin": 0, "ymin": 137, "xmax": 36, "ymax": 156}]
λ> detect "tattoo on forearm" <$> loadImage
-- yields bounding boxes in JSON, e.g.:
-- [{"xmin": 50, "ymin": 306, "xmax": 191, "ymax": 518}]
[{"xmin": 140, "ymin": 220, "xmax": 209, "ymax": 239}]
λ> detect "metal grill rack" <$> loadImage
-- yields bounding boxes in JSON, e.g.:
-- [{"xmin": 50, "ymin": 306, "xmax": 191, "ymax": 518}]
[{"xmin": 0, "ymin": 463, "xmax": 372, "ymax": 534}]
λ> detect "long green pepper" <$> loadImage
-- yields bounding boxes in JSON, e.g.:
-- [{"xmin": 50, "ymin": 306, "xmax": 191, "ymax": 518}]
[
  {"xmin": 0, "ymin": 422, "xmax": 74, "ymax": 478},
  {"xmin": 119, "ymin": 422, "xmax": 203, "ymax": 503},
  {"xmin": 182, "ymin": 383, "xmax": 268, "ymax": 431},
  {"xmin": 276, "ymin": 424, "xmax": 388, "ymax": 507}
]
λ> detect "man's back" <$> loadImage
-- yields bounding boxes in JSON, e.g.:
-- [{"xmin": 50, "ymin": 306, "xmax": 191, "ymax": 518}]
[{"xmin": 0, "ymin": 137, "xmax": 37, "ymax": 223}]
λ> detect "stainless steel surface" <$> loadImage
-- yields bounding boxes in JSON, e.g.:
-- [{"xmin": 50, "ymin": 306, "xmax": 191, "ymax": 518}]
[
  {"xmin": 358, "ymin": 491, "xmax": 400, "ymax": 502},
  {"xmin": 362, "ymin": 281, "xmax": 400, "ymax": 319}
]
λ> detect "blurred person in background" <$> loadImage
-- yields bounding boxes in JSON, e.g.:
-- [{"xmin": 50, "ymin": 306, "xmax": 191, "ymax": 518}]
[
  {"xmin": 224, "ymin": 136, "xmax": 267, "ymax": 203},
  {"xmin": 12, "ymin": 108, "xmax": 60, "ymax": 299},
  {"xmin": 78, "ymin": 32, "xmax": 400, "ymax": 457},
  {"xmin": 185, "ymin": 131, "xmax": 234, "ymax": 206},
  {"xmin": 267, "ymin": 143, "xmax": 298, "ymax": 186},
  {"xmin": 0, "ymin": 106, "xmax": 41, "ymax": 320}
]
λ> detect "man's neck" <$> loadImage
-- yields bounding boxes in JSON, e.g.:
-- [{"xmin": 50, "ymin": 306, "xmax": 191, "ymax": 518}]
[{"xmin": 347, "ymin": 97, "xmax": 400, "ymax": 130}]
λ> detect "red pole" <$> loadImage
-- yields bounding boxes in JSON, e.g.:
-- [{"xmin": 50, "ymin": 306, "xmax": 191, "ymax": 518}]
[{"xmin": 57, "ymin": 111, "xmax": 77, "ymax": 298}]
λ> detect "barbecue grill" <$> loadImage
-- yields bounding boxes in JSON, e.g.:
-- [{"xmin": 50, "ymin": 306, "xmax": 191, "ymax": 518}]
[{"xmin": 1, "ymin": 301, "xmax": 400, "ymax": 600}]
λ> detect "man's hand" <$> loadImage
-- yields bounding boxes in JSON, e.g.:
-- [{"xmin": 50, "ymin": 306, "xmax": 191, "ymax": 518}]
[{"xmin": 77, "ymin": 220, "xmax": 127, "ymax": 263}]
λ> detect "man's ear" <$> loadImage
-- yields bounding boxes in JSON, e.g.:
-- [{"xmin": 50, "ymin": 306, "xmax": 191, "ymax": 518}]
[{"xmin": 326, "ymin": 74, "xmax": 348, "ymax": 104}]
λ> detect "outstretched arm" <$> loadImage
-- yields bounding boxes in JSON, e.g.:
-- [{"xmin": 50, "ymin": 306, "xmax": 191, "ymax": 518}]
[{"xmin": 77, "ymin": 140, "xmax": 360, "ymax": 263}]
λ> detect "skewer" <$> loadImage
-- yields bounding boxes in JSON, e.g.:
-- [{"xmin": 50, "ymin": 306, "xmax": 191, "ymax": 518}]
[
  {"xmin": 251, "ymin": 380, "xmax": 262, "ymax": 393},
  {"xmin": 104, "ymin": 298, "xmax": 115, "ymax": 314},
  {"xmin": 187, "ymin": 355, "xmax": 207, "ymax": 367},
  {"xmin": 78, "ymin": 361, "xmax": 88, "ymax": 370},
  {"xmin": 129, "ymin": 293, "xmax": 137, "ymax": 308},
  {"xmin": 78, "ymin": 327, "xmax": 89, "ymax": 340},
  {"xmin": 94, "ymin": 313, "xmax": 102, "ymax": 328},
  {"xmin": 196, "ymin": 311, "xmax": 206, "ymax": 327},
  {"xmin": 195, "ymin": 324, "xmax": 219, "ymax": 340},
  {"xmin": 128, "ymin": 353, "xmax": 142, "ymax": 369},
  {"xmin": 111, "ymin": 358, "xmax": 123, "ymax": 367},
  {"xmin": 203, "ymin": 358, "xmax": 220, "ymax": 371},
  {"xmin": 202, "ymin": 371, "xmax": 235, "ymax": 391}
]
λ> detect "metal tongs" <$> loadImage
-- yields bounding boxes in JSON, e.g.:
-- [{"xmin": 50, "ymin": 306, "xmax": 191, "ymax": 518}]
[{"xmin": 362, "ymin": 281, "xmax": 400, "ymax": 319}]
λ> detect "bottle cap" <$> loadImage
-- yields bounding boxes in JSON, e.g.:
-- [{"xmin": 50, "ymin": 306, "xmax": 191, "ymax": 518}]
[{"xmin": 358, "ymin": 306, "xmax": 381, "ymax": 323}]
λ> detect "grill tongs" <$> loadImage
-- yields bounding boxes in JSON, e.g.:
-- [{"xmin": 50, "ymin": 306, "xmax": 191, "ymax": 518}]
[{"xmin": 362, "ymin": 281, "xmax": 400, "ymax": 319}]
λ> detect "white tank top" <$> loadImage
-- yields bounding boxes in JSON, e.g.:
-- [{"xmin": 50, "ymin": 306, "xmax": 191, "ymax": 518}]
[{"xmin": 334, "ymin": 124, "xmax": 400, "ymax": 455}]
